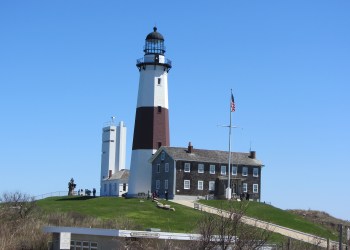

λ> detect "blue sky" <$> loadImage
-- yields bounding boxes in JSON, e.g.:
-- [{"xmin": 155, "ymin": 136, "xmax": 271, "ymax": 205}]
[{"xmin": 1, "ymin": 1, "xmax": 349, "ymax": 220}]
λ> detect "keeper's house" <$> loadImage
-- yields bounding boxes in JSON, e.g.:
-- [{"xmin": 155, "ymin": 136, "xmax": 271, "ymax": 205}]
[{"xmin": 150, "ymin": 143, "xmax": 264, "ymax": 201}]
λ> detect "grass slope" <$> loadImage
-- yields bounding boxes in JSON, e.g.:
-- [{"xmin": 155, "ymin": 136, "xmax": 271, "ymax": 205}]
[
  {"xmin": 199, "ymin": 200, "xmax": 337, "ymax": 240},
  {"xmin": 37, "ymin": 196, "xmax": 203, "ymax": 233},
  {"xmin": 37, "ymin": 196, "xmax": 337, "ymax": 242}
]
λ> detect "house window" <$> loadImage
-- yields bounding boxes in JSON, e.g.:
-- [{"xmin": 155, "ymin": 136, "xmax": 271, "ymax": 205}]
[
  {"xmin": 158, "ymin": 78, "xmax": 161, "ymax": 85},
  {"xmin": 184, "ymin": 163, "xmax": 190, "ymax": 172},
  {"xmin": 161, "ymin": 151, "xmax": 165, "ymax": 160},
  {"xmin": 165, "ymin": 179, "xmax": 168, "ymax": 189},
  {"xmin": 210, "ymin": 165, "xmax": 215, "ymax": 174},
  {"xmin": 165, "ymin": 163, "xmax": 169, "ymax": 172},
  {"xmin": 90, "ymin": 242, "xmax": 98, "ymax": 250},
  {"xmin": 123, "ymin": 183, "xmax": 127, "ymax": 191},
  {"xmin": 232, "ymin": 166, "xmax": 237, "ymax": 175},
  {"xmin": 104, "ymin": 184, "xmax": 107, "ymax": 193},
  {"xmin": 71, "ymin": 241, "xmax": 98, "ymax": 250},
  {"xmin": 198, "ymin": 181, "xmax": 203, "ymax": 190},
  {"xmin": 114, "ymin": 183, "xmax": 117, "ymax": 192},
  {"xmin": 243, "ymin": 183, "xmax": 247, "ymax": 193},
  {"xmin": 253, "ymin": 168, "xmax": 259, "ymax": 177},
  {"xmin": 83, "ymin": 241, "xmax": 89, "ymax": 250},
  {"xmin": 198, "ymin": 164, "xmax": 204, "ymax": 173},
  {"xmin": 253, "ymin": 184, "xmax": 259, "ymax": 193},
  {"xmin": 221, "ymin": 165, "xmax": 226, "ymax": 175},
  {"xmin": 209, "ymin": 181, "xmax": 215, "ymax": 191},
  {"xmin": 242, "ymin": 167, "xmax": 248, "ymax": 176},
  {"xmin": 157, "ymin": 164, "xmax": 160, "ymax": 173},
  {"xmin": 184, "ymin": 180, "xmax": 190, "ymax": 189},
  {"xmin": 156, "ymin": 180, "xmax": 160, "ymax": 189}
]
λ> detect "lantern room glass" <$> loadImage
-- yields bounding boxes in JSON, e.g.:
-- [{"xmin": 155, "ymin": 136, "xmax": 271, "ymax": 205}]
[{"xmin": 144, "ymin": 39, "xmax": 165, "ymax": 55}]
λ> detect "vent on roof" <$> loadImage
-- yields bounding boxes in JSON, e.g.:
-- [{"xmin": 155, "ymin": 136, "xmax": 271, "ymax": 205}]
[{"xmin": 187, "ymin": 142, "xmax": 193, "ymax": 153}]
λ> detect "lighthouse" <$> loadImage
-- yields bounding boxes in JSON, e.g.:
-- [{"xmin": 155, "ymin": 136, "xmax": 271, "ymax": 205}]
[{"xmin": 128, "ymin": 27, "xmax": 172, "ymax": 196}]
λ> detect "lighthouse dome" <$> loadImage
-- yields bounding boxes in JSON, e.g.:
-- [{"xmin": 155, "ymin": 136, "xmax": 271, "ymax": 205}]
[
  {"xmin": 143, "ymin": 27, "xmax": 166, "ymax": 55},
  {"xmin": 146, "ymin": 27, "xmax": 164, "ymax": 41}
]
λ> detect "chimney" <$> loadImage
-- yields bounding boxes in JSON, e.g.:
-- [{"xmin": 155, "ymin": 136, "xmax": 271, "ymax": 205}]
[
  {"xmin": 187, "ymin": 142, "xmax": 193, "ymax": 153},
  {"xmin": 109, "ymin": 170, "xmax": 112, "ymax": 178},
  {"xmin": 249, "ymin": 151, "xmax": 256, "ymax": 159}
]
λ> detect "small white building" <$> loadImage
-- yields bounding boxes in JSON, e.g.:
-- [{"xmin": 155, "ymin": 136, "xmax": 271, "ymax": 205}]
[{"xmin": 100, "ymin": 119, "xmax": 128, "ymax": 196}]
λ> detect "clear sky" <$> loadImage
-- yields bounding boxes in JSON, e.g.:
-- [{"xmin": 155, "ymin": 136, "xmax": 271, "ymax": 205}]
[{"xmin": 1, "ymin": 1, "xmax": 349, "ymax": 220}]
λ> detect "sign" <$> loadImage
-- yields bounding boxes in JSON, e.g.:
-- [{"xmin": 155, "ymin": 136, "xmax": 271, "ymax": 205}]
[
  {"xmin": 130, "ymin": 232, "xmax": 160, "ymax": 238},
  {"xmin": 60, "ymin": 232, "xmax": 71, "ymax": 249}
]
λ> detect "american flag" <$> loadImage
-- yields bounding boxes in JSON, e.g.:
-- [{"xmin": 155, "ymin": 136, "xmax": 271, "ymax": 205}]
[{"xmin": 231, "ymin": 93, "xmax": 235, "ymax": 112}]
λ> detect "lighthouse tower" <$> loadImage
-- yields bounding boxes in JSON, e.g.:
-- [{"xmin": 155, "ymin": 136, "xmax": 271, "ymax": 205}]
[{"xmin": 128, "ymin": 27, "xmax": 172, "ymax": 196}]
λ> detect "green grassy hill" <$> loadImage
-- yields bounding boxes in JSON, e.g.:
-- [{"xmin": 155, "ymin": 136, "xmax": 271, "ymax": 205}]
[
  {"xmin": 199, "ymin": 200, "xmax": 337, "ymax": 241},
  {"xmin": 37, "ymin": 196, "xmax": 338, "ymax": 241},
  {"xmin": 37, "ymin": 196, "xmax": 203, "ymax": 233}
]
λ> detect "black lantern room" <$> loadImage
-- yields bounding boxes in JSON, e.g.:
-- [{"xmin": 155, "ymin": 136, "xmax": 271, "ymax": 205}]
[
  {"xmin": 144, "ymin": 27, "xmax": 166, "ymax": 55},
  {"xmin": 136, "ymin": 27, "xmax": 172, "ymax": 72}
]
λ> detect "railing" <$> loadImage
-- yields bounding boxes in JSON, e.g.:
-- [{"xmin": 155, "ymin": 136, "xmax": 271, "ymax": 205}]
[
  {"xmin": 136, "ymin": 57, "xmax": 172, "ymax": 67},
  {"xmin": 34, "ymin": 191, "xmax": 100, "ymax": 200}
]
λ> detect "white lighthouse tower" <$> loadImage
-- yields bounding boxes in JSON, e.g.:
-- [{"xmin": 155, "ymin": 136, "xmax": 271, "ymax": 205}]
[
  {"xmin": 128, "ymin": 27, "xmax": 172, "ymax": 196},
  {"xmin": 100, "ymin": 119, "xmax": 128, "ymax": 196}
]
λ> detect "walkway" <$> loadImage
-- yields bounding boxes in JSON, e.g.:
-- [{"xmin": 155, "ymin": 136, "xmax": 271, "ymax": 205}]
[{"xmin": 171, "ymin": 199, "xmax": 339, "ymax": 249}]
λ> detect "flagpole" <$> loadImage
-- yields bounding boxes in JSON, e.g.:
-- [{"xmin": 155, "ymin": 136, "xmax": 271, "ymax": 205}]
[{"xmin": 226, "ymin": 89, "xmax": 233, "ymax": 200}]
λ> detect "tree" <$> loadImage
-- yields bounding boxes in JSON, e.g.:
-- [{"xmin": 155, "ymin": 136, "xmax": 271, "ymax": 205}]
[
  {"xmin": 0, "ymin": 191, "xmax": 37, "ymax": 221},
  {"xmin": 68, "ymin": 178, "xmax": 77, "ymax": 196},
  {"xmin": 195, "ymin": 201, "xmax": 271, "ymax": 250}
]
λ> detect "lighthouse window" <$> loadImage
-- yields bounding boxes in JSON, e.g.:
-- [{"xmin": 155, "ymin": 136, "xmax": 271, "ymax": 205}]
[
  {"xmin": 158, "ymin": 78, "xmax": 161, "ymax": 85},
  {"xmin": 158, "ymin": 106, "xmax": 162, "ymax": 113}
]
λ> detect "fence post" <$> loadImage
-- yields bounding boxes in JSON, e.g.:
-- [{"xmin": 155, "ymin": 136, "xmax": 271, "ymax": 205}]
[
  {"xmin": 287, "ymin": 237, "xmax": 291, "ymax": 250},
  {"xmin": 327, "ymin": 238, "xmax": 330, "ymax": 250},
  {"xmin": 339, "ymin": 224, "xmax": 343, "ymax": 250}
]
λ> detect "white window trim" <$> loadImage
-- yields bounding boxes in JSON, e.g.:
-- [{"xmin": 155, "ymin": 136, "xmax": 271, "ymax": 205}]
[
  {"xmin": 165, "ymin": 179, "xmax": 168, "ymax": 189},
  {"xmin": 198, "ymin": 163, "xmax": 204, "ymax": 173},
  {"xmin": 161, "ymin": 151, "xmax": 165, "ymax": 160},
  {"xmin": 184, "ymin": 180, "xmax": 190, "ymax": 189},
  {"xmin": 242, "ymin": 167, "xmax": 248, "ymax": 176},
  {"xmin": 243, "ymin": 183, "xmax": 248, "ymax": 193},
  {"xmin": 253, "ymin": 168, "xmax": 259, "ymax": 177},
  {"xmin": 210, "ymin": 165, "xmax": 215, "ymax": 174},
  {"xmin": 157, "ymin": 164, "xmax": 160, "ymax": 173},
  {"xmin": 184, "ymin": 163, "xmax": 191, "ymax": 172},
  {"xmin": 209, "ymin": 181, "xmax": 215, "ymax": 191},
  {"xmin": 253, "ymin": 184, "xmax": 259, "ymax": 193},
  {"xmin": 156, "ymin": 180, "xmax": 160, "ymax": 189},
  {"xmin": 165, "ymin": 163, "xmax": 169, "ymax": 172},
  {"xmin": 221, "ymin": 165, "xmax": 227, "ymax": 175},
  {"xmin": 198, "ymin": 180, "xmax": 203, "ymax": 190},
  {"xmin": 232, "ymin": 166, "xmax": 237, "ymax": 175}
]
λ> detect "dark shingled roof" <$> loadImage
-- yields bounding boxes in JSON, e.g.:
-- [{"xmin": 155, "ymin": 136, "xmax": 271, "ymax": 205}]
[
  {"xmin": 106, "ymin": 169, "xmax": 129, "ymax": 181},
  {"xmin": 159, "ymin": 147, "xmax": 263, "ymax": 166},
  {"xmin": 146, "ymin": 27, "xmax": 164, "ymax": 41}
]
